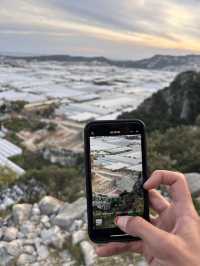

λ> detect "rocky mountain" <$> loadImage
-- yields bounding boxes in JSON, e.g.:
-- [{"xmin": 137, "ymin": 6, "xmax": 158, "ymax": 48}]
[
  {"xmin": 1, "ymin": 54, "xmax": 200, "ymax": 71},
  {"xmin": 119, "ymin": 71, "xmax": 200, "ymax": 132}
]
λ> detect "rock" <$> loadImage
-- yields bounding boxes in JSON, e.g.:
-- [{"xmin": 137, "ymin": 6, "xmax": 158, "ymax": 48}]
[
  {"xmin": 16, "ymin": 253, "xmax": 36, "ymax": 265},
  {"xmin": 185, "ymin": 173, "xmax": 200, "ymax": 196},
  {"xmin": 36, "ymin": 244, "xmax": 49, "ymax": 260},
  {"xmin": 59, "ymin": 250, "xmax": 76, "ymax": 265},
  {"xmin": 80, "ymin": 241, "xmax": 96, "ymax": 266},
  {"xmin": 0, "ymin": 228, "xmax": 3, "ymax": 240},
  {"xmin": 40, "ymin": 215, "xmax": 50, "ymax": 228},
  {"xmin": 72, "ymin": 230, "xmax": 86, "ymax": 245},
  {"xmin": 31, "ymin": 203, "xmax": 41, "ymax": 216},
  {"xmin": 54, "ymin": 198, "xmax": 86, "ymax": 229},
  {"xmin": 12, "ymin": 204, "xmax": 32, "ymax": 225},
  {"xmin": 137, "ymin": 259, "xmax": 148, "ymax": 266},
  {"xmin": 23, "ymin": 244, "xmax": 35, "ymax": 255},
  {"xmin": 6, "ymin": 240, "xmax": 23, "ymax": 257},
  {"xmin": 39, "ymin": 196, "xmax": 63, "ymax": 215},
  {"xmin": 0, "ymin": 242, "xmax": 15, "ymax": 265},
  {"xmin": 41, "ymin": 225, "xmax": 68, "ymax": 249},
  {"xmin": 20, "ymin": 221, "xmax": 36, "ymax": 235},
  {"xmin": 3, "ymin": 227, "xmax": 18, "ymax": 241},
  {"xmin": 69, "ymin": 219, "xmax": 83, "ymax": 232}
]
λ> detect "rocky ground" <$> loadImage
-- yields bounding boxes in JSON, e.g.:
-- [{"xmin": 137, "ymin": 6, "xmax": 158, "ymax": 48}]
[{"xmin": 0, "ymin": 195, "xmax": 147, "ymax": 266}]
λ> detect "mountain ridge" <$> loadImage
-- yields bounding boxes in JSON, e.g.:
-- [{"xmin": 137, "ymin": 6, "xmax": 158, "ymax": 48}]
[{"xmin": 1, "ymin": 54, "xmax": 200, "ymax": 70}]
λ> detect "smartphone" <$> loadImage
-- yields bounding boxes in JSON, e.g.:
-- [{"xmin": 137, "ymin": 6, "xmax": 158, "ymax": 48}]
[{"xmin": 84, "ymin": 120, "xmax": 149, "ymax": 243}]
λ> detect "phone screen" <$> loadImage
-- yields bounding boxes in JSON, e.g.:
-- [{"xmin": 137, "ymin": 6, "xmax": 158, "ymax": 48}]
[{"xmin": 90, "ymin": 133, "xmax": 144, "ymax": 230}]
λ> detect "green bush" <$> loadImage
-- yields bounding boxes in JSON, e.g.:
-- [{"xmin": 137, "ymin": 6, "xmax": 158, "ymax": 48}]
[
  {"xmin": 148, "ymin": 126, "xmax": 200, "ymax": 173},
  {"xmin": 11, "ymin": 151, "xmax": 54, "ymax": 171},
  {"xmin": 0, "ymin": 167, "xmax": 17, "ymax": 187},
  {"xmin": 4, "ymin": 117, "xmax": 46, "ymax": 132},
  {"xmin": 20, "ymin": 165, "xmax": 84, "ymax": 202}
]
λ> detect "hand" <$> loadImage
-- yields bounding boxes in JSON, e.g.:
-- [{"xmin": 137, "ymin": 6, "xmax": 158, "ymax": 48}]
[{"xmin": 96, "ymin": 170, "xmax": 200, "ymax": 266}]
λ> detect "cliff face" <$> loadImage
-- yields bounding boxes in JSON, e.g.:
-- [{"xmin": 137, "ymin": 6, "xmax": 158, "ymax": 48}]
[{"xmin": 119, "ymin": 71, "xmax": 200, "ymax": 132}]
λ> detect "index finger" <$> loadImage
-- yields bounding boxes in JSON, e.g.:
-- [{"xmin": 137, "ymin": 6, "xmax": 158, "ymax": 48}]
[{"xmin": 144, "ymin": 170, "xmax": 192, "ymax": 206}]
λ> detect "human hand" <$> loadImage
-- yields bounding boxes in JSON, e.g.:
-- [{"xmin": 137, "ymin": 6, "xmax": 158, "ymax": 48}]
[{"xmin": 96, "ymin": 170, "xmax": 200, "ymax": 266}]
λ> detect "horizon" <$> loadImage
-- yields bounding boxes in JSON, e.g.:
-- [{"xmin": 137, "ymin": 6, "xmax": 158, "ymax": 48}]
[
  {"xmin": 1, "ymin": 52, "xmax": 200, "ymax": 62},
  {"xmin": 1, "ymin": 1, "xmax": 200, "ymax": 60}
]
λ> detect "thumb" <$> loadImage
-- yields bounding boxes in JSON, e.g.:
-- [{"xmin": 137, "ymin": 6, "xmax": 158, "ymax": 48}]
[{"xmin": 116, "ymin": 216, "xmax": 171, "ymax": 245}]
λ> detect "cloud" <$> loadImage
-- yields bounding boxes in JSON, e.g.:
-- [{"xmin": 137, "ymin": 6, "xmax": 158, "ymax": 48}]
[{"xmin": 0, "ymin": 0, "xmax": 199, "ymax": 58}]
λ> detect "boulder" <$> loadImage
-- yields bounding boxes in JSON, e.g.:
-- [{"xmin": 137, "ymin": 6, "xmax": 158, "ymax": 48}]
[
  {"xmin": 40, "ymin": 225, "xmax": 68, "ymax": 249},
  {"xmin": 53, "ymin": 197, "xmax": 86, "ymax": 229},
  {"xmin": 39, "ymin": 196, "xmax": 63, "ymax": 215},
  {"xmin": 6, "ymin": 240, "xmax": 23, "ymax": 257},
  {"xmin": 16, "ymin": 253, "xmax": 36, "ymax": 265},
  {"xmin": 80, "ymin": 241, "xmax": 96, "ymax": 266},
  {"xmin": 23, "ymin": 244, "xmax": 35, "ymax": 255},
  {"xmin": 12, "ymin": 204, "xmax": 32, "ymax": 225},
  {"xmin": 36, "ymin": 244, "xmax": 49, "ymax": 260},
  {"xmin": 3, "ymin": 227, "xmax": 18, "ymax": 242},
  {"xmin": 0, "ymin": 242, "xmax": 15, "ymax": 265}
]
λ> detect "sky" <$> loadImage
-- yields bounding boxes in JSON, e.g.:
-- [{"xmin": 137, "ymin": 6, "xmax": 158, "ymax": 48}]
[{"xmin": 0, "ymin": 0, "xmax": 200, "ymax": 59}]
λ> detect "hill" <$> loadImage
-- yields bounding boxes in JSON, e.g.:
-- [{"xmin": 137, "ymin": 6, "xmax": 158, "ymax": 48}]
[
  {"xmin": 119, "ymin": 71, "xmax": 200, "ymax": 132},
  {"xmin": 1, "ymin": 54, "xmax": 200, "ymax": 71}
]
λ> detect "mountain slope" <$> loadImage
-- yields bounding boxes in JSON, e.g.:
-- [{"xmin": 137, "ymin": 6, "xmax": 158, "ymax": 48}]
[{"xmin": 119, "ymin": 71, "xmax": 200, "ymax": 132}]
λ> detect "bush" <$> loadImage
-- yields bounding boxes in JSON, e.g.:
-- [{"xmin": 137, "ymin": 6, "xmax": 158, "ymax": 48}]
[
  {"xmin": 20, "ymin": 165, "xmax": 84, "ymax": 202},
  {"xmin": 0, "ymin": 167, "xmax": 17, "ymax": 188},
  {"xmin": 4, "ymin": 117, "xmax": 46, "ymax": 132},
  {"xmin": 148, "ymin": 126, "xmax": 200, "ymax": 173},
  {"xmin": 11, "ymin": 151, "xmax": 53, "ymax": 171}
]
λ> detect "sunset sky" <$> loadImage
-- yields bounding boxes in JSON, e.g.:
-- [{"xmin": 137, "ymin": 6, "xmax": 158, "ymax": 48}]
[{"xmin": 0, "ymin": 0, "xmax": 200, "ymax": 59}]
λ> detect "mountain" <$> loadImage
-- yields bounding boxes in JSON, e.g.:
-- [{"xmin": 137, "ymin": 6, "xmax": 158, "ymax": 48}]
[
  {"xmin": 1, "ymin": 54, "xmax": 200, "ymax": 71},
  {"xmin": 119, "ymin": 71, "xmax": 200, "ymax": 132}
]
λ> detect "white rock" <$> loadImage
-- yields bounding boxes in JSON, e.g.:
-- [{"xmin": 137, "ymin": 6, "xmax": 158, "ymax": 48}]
[
  {"xmin": 137, "ymin": 259, "xmax": 148, "ymax": 266},
  {"xmin": 20, "ymin": 221, "xmax": 36, "ymax": 235},
  {"xmin": 2, "ymin": 197, "xmax": 15, "ymax": 208},
  {"xmin": 13, "ymin": 204, "xmax": 32, "ymax": 225},
  {"xmin": 69, "ymin": 219, "xmax": 83, "ymax": 232},
  {"xmin": 80, "ymin": 241, "xmax": 96, "ymax": 266},
  {"xmin": 40, "ymin": 215, "xmax": 50, "ymax": 228},
  {"xmin": 24, "ymin": 244, "xmax": 35, "ymax": 255},
  {"xmin": 0, "ymin": 241, "xmax": 15, "ymax": 265},
  {"xmin": 6, "ymin": 240, "xmax": 23, "ymax": 257},
  {"xmin": 72, "ymin": 230, "xmax": 86, "ymax": 245},
  {"xmin": 0, "ymin": 244, "xmax": 14, "ymax": 266},
  {"xmin": 36, "ymin": 244, "xmax": 49, "ymax": 260},
  {"xmin": 32, "ymin": 203, "xmax": 41, "ymax": 216},
  {"xmin": 54, "ymin": 198, "xmax": 86, "ymax": 229},
  {"xmin": 41, "ymin": 225, "xmax": 67, "ymax": 249},
  {"xmin": 3, "ymin": 227, "xmax": 18, "ymax": 242},
  {"xmin": 39, "ymin": 196, "xmax": 63, "ymax": 215},
  {"xmin": 17, "ymin": 253, "xmax": 36, "ymax": 265}
]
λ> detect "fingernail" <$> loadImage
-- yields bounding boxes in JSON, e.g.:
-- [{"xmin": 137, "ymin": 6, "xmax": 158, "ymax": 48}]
[{"xmin": 116, "ymin": 216, "xmax": 129, "ymax": 230}]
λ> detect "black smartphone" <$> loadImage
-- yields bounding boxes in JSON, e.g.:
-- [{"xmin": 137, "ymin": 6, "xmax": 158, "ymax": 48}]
[{"xmin": 84, "ymin": 120, "xmax": 149, "ymax": 243}]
